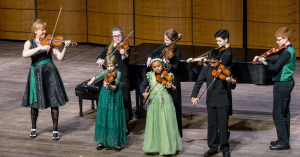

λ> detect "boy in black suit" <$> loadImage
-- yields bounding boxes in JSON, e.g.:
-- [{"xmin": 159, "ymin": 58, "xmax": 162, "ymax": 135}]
[{"xmin": 191, "ymin": 49, "xmax": 234, "ymax": 157}]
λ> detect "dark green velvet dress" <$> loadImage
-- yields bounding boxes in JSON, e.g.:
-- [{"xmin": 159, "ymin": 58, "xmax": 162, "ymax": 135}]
[{"xmin": 94, "ymin": 69, "xmax": 127, "ymax": 147}]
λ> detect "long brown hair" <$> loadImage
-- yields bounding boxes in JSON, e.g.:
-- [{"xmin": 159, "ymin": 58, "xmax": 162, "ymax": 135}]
[
  {"xmin": 107, "ymin": 27, "xmax": 123, "ymax": 55},
  {"xmin": 164, "ymin": 29, "xmax": 182, "ymax": 41},
  {"xmin": 30, "ymin": 19, "xmax": 46, "ymax": 40}
]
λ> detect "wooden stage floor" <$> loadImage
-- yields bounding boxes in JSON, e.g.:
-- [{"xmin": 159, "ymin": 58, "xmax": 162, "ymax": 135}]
[{"xmin": 1, "ymin": 40, "xmax": 300, "ymax": 157}]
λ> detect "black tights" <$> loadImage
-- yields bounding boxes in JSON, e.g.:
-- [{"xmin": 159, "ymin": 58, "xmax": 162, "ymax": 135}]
[{"xmin": 31, "ymin": 107, "xmax": 59, "ymax": 131}]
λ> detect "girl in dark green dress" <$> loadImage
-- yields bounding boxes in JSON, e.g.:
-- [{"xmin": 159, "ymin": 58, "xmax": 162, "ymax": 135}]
[{"xmin": 88, "ymin": 55, "xmax": 127, "ymax": 152}]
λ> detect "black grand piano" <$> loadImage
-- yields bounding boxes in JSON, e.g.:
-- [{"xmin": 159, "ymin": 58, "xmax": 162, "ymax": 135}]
[{"xmin": 75, "ymin": 43, "xmax": 272, "ymax": 116}]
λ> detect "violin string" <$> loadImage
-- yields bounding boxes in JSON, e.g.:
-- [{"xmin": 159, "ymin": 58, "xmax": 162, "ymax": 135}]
[{"xmin": 49, "ymin": 7, "xmax": 62, "ymax": 46}]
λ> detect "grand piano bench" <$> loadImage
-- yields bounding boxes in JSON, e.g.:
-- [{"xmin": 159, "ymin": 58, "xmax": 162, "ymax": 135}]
[{"xmin": 75, "ymin": 80, "xmax": 102, "ymax": 116}]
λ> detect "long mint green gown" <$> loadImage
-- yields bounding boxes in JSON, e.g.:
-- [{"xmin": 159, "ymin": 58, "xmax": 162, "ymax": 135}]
[
  {"xmin": 94, "ymin": 69, "xmax": 127, "ymax": 147},
  {"xmin": 143, "ymin": 71, "xmax": 182, "ymax": 154}
]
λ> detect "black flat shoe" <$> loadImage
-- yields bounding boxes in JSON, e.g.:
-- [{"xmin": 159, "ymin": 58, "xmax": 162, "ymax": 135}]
[
  {"xmin": 52, "ymin": 131, "xmax": 60, "ymax": 140},
  {"xmin": 115, "ymin": 146, "xmax": 122, "ymax": 152},
  {"xmin": 270, "ymin": 140, "xmax": 278, "ymax": 146},
  {"xmin": 270, "ymin": 143, "xmax": 290, "ymax": 150},
  {"xmin": 30, "ymin": 129, "xmax": 37, "ymax": 139},
  {"xmin": 96, "ymin": 144, "xmax": 105, "ymax": 150},
  {"xmin": 204, "ymin": 149, "xmax": 217, "ymax": 157},
  {"xmin": 222, "ymin": 151, "xmax": 231, "ymax": 157}
]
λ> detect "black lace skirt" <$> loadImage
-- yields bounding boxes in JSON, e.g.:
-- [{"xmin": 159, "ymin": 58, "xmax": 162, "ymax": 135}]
[{"xmin": 21, "ymin": 62, "xmax": 68, "ymax": 109}]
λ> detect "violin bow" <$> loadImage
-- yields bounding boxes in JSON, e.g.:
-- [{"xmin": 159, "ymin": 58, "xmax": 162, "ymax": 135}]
[
  {"xmin": 111, "ymin": 29, "xmax": 135, "ymax": 56},
  {"xmin": 48, "ymin": 7, "xmax": 62, "ymax": 48},
  {"xmin": 195, "ymin": 77, "xmax": 217, "ymax": 106},
  {"xmin": 193, "ymin": 70, "xmax": 221, "ymax": 107},
  {"xmin": 142, "ymin": 82, "xmax": 159, "ymax": 104}
]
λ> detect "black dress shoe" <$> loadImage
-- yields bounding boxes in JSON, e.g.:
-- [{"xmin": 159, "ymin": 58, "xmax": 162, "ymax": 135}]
[
  {"xmin": 222, "ymin": 151, "xmax": 231, "ymax": 157},
  {"xmin": 96, "ymin": 144, "xmax": 105, "ymax": 150},
  {"xmin": 270, "ymin": 140, "xmax": 278, "ymax": 146},
  {"xmin": 204, "ymin": 149, "xmax": 217, "ymax": 157},
  {"xmin": 270, "ymin": 143, "xmax": 290, "ymax": 150},
  {"xmin": 115, "ymin": 147, "xmax": 122, "ymax": 152},
  {"xmin": 30, "ymin": 129, "xmax": 37, "ymax": 139},
  {"xmin": 52, "ymin": 131, "xmax": 60, "ymax": 140}
]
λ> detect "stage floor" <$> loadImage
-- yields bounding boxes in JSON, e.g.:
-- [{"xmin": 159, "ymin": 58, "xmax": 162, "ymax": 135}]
[{"xmin": 1, "ymin": 40, "xmax": 300, "ymax": 157}]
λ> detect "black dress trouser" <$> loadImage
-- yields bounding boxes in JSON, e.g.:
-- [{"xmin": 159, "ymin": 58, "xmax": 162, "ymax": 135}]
[
  {"xmin": 273, "ymin": 79, "xmax": 294, "ymax": 146},
  {"xmin": 207, "ymin": 106, "xmax": 229, "ymax": 152}
]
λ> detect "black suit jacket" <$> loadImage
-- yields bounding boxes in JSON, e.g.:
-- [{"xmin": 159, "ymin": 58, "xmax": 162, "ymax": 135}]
[{"xmin": 191, "ymin": 65, "xmax": 230, "ymax": 108}]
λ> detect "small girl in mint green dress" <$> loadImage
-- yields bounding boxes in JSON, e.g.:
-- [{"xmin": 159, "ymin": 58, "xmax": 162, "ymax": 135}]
[{"xmin": 140, "ymin": 57, "xmax": 182, "ymax": 155}]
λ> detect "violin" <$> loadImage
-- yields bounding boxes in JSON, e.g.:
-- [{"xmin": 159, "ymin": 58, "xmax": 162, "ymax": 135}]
[
  {"xmin": 160, "ymin": 34, "xmax": 182, "ymax": 69},
  {"xmin": 104, "ymin": 70, "xmax": 117, "ymax": 90},
  {"xmin": 192, "ymin": 46, "xmax": 226, "ymax": 65},
  {"xmin": 40, "ymin": 34, "xmax": 78, "ymax": 47},
  {"xmin": 111, "ymin": 29, "xmax": 134, "ymax": 57},
  {"xmin": 193, "ymin": 64, "xmax": 236, "ymax": 107},
  {"xmin": 161, "ymin": 44, "xmax": 175, "ymax": 60},
  {"xmin": 212, "ymin": 64, "xmax": 237, "ymax": 83},
  {"xmin": 115, "ymin": 40, "xmax": 129, "ymax": 57},
  {"xmin": 252, "ymin": 45, "xmax": 285, "ymax": 64},
  {"xmin": 156, "ymin": 70, "xmax": 176, "ymax": 90}
]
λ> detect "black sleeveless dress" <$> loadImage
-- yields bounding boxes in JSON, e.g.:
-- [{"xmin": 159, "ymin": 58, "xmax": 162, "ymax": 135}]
[{"xmin": 21, "ymin": 40, "xmax": 68, "ymax": 109}]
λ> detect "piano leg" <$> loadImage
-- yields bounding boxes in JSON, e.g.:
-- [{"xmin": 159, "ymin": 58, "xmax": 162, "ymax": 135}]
[
  {"xmin": 91, "ymin": 100, "xmax": 95, "ymax": 110},
  {"xmin": 79, "ymin": 98, "xmax": 83, "ymax": 116},
  {"xmin": 135, "ymin": 90, "xmax": 141, "ymax": 119}
]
